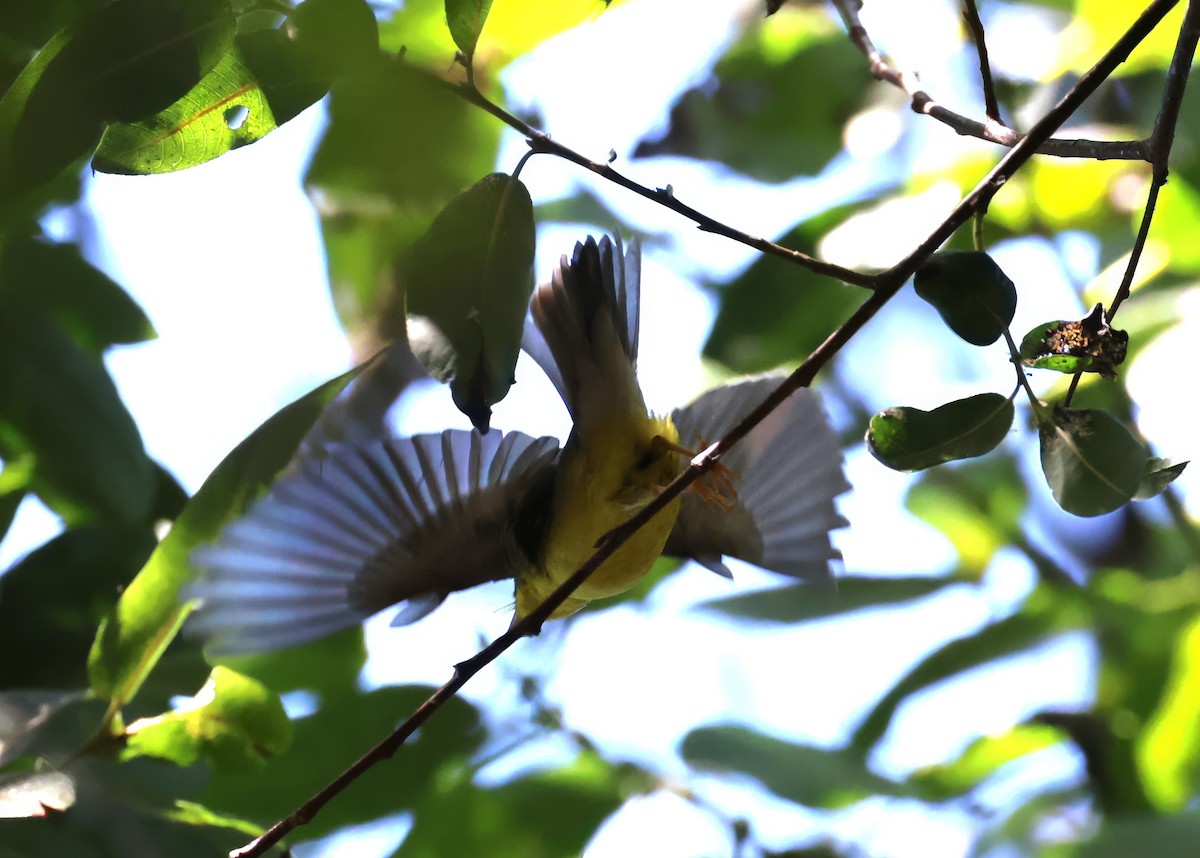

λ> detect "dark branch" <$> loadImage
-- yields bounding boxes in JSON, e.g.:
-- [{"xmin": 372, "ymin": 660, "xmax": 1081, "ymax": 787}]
[
  {"xmin": 832, "ymin": 0, "xmax": 1154, "ymax": 161},
  {"xmin": 444, "ymin": 78, "xmax": 877, "ymax": 289},
  {"xmin": 962, "ymin": 0, "xmax": 1003, "ymax": 123},
  {"xmin": 1066, "ymin": 0, "xmax": 1196, "ymax": 405}
]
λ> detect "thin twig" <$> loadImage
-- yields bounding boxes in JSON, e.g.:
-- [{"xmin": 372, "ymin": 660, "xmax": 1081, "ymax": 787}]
[
  {"xmin": 423, "ymin": 70, "xmax": 877, "ymax": 289},
  {"xmin": 1063, "ymin": 0, "xmax": 1198, "ymax": 406},
  {"xmin": 1111, "ymin": 0, "xmax": 1200, "ymax": 318},
  {"xmin": 962, "ymin": 0, "xmax": 1003, "ymax": 124},
  {"xmin": 831, "ymin": 0, "xmax": 1154, "ymax": 161},
  {"xmin": 231, "ymin": 3, "xmax": 1179, "ymax": 855}
]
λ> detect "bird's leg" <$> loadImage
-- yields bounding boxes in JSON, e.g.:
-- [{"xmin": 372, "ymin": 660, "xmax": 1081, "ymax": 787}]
[{"xmin": 650, "ymin": 435, "xmax": 739, "ymax": 509}]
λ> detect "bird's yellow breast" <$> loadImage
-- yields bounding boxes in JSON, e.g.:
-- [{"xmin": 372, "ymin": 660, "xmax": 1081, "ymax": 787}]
[{"xmin": 515, "ymin": 413, "xmax": 683, "ymax": 619}]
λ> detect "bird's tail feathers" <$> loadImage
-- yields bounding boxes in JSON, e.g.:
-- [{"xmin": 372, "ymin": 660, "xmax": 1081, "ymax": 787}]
[{"xmin": 522, "ymin": 233, "xmax": 641, "ymax": 421}]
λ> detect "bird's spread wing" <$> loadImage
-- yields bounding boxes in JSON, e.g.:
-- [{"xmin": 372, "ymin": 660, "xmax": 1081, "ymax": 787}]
[
  {"xmin": 665, "ymin": 377, "xmax": 850, "ymax": 583},
  {"xmin": 521, "ymin": 233, "xmax": 641, "ymax": 422},
  {"xmin": 186, "ymin": 429, "xmax": 559, "ymax": 653}
]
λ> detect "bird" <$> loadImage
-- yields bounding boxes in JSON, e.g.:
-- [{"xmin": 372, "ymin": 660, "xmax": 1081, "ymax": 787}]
[{"xmin": 186, "ymin": 234, "xmax": 850, "ymax": 653}]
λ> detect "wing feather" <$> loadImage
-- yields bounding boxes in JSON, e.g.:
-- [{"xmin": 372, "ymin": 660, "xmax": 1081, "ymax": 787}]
[
  {"xmin": 666, "ymin": 377, "xmax": 850, "ymax": 585},
  {"xmin": 187, "ymin": 429, "xmax": 559, "ymax": 654}
]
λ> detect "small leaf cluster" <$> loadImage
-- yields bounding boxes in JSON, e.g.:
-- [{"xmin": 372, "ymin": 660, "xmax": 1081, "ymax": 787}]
[{"xmin": 868, "ymin": 249, "xmax": 1185, "ymax": 518}]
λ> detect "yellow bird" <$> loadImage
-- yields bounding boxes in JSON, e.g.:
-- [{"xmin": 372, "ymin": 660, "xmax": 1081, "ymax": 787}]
[{"xmin": 188, "ymin": 235, "xmax": 849, "ymax": 653}]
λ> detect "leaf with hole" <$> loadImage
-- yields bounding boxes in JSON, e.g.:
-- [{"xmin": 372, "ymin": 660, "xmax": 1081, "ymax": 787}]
[
  {"xmin": 0, "ymin": 0, "xmax": 234, "ymax": 195},
  {"xmin": 1019, "ymin": 303, "xmax": 1128, "ymax": 379},
  {"xmin": 913, "ymin": 250, "xmax": 1016, "ymax": 346},
  {"xmin": 93, "ymin": 48, "xmax": 276, "ymax": 175},
  {"xmin": 405, "ymin": 172, "xmax": 535, "ymax": 431},
  {"xmin": 1038, "ymin": 407, "xmax": 1147, "ymax": 517},
  {"xmin": 867, "ymin": 393, "xmax": 1014, "ymax": 472}
]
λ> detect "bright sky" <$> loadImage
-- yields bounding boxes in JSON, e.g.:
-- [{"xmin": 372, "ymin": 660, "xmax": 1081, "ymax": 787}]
[{"xmin": 4, "ymin": 0, "xmax": 1195, "ymax": 855}]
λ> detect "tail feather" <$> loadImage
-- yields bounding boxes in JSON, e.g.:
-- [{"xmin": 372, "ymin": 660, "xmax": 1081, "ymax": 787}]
[{"xmin": 521, "ymin": 234, "xmax": 641, "ymax": 421}]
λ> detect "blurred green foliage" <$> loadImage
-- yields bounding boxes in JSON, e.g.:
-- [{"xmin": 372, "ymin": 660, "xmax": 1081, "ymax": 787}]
[{"xmin": 1, "ymin": 1, "xmax": 1199, "ymax": 857}]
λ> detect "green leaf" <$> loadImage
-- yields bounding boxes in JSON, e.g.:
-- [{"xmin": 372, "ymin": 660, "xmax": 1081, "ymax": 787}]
[
  {"xmin": 406, "ymin": 172, "xmax": 535, "ymax": 431},
  {"xmin": 704, "ymin": 204, "xmax": 865, "ymax": 373},
  {"xmin": 86, "ymin": 358, "xmax": 371, "ymax": 712},
  {"xmin": 1137, "ymin": 614, "xmax": 1200, "ymax": 811},
  {"xmin": 1018, "ymin": 303, "xmax": 1128, "ymax": 379},
  {"xmin": 1071, "ymin": 814, "xmax": 1200, "ymax": 858},
  {"xmin": 203, "ymin": 686, "xmax": 484, "ymax": 842},
  {"xmin": 0, "ymin": 770, "xmax": 75, "ymax": 817},
  {"xmin": 0, "ymin": 455, "xmax": 32, "ymax": 544},
  {"xmin": 234, "ymin": 27, "xmax": 329, "ymax": 127},
  {"xmin": 1038, "ymin": 407, "xmax": 1147, "ymax": 517},
  {"xmin": 634, "ymin": 12, "xmax": 871, "ymax": 181},
  {"xmin": 912, "ymin": 250, "xmax": 1017, "ymax": 346},
  {"xmin": 697, "ymin": 575, "xmax": 956, "ymax": 623},
  {"xmin": 850, "ymin": 603, "xmax": 1079, "ymax": 752},
  {"xmin": 0, "ymin": 234, "xmax": 155, "ymax": 353},
  {"xmin": 162, "ymin": 800, "xmax": 265, "ymax": 838},
  {"xmin": 93, "ymin": 48, "xmax": 277, "ymax": 175},
  {"xmin": 904, "ymin": 453, "xmax": 1027, "ymax": 579},
  {"xmin": 445, "ymin": 0, "xmax": 494, "ymax": 60},
  {"xmin": 908, "ymin": 723, "xmax": 1062, "ymax": 801},
  {"xmin": 682, "ymin": 725, "xmax": 904, "ymax": 809},
  {"xmin": 0, "ymin": 0, "xmax": 234, "ymax": 195},
  {"xmin": 123, "ymin": 666, "xmax": 292, "ymax": 774},
  {"xmin": 306, "ymin": 56, "xmax": 500, "ymax": 338},
  {"xmin": 217, "ymin": 626, "xmax": 366, "ymax": 700},
  {"xmin": 0, "ymin": 525, "xmax": 157, "ymax": 690},
  {"xmin": 397, "ymin": 752, "xmax": 629, "ymax": 857},
  {"xmin": 288, "ymin": 0, "xmax": 379, "ymax": 78},
  {"xmin": 867, "ymin": 393, "xmax": 1015, "ymax": 472},
  {"xmin": 1134, "ymin": 457, "xmax": 1188, "ymax": 501},
  {"xmin": 0, "ymin": 308, "xmax": 154, "ymax": 524}
]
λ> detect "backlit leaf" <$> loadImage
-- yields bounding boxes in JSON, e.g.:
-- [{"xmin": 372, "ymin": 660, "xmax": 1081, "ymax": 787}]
[
  {"xmin": 1038, "ymin": 407, "xmax": 1146, "ymax": 517},
  {"xmin": 867, "ymin": 393, "xmax": 1014, "ymax": 472},
  {"xmin": 93, "ymin": 49, "xmax": 276, "ymax": 175},
  {"xmin": 0, "ymin": 0, "xmax": 234, "ymax": 195},
  {"xmin": 123, "ymin": 667, "xmax": 292, "ymax": 774}
]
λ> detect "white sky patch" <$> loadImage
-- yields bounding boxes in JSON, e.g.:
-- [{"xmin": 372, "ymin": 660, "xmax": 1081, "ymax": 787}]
[
  {"xmin": 584, "ymin": 790, "xmax": 732, "ymax": 857},
  {"xmin": 844, "ymin": 106, "xmax": 905, "ymax": 160},
  {"xmin": 818, "ymin": 182, "xmax": 962, "ymax": 270},
  {"xmin": 984, "ymin": 4, "xmax": 1065, "ymax": 82}
]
